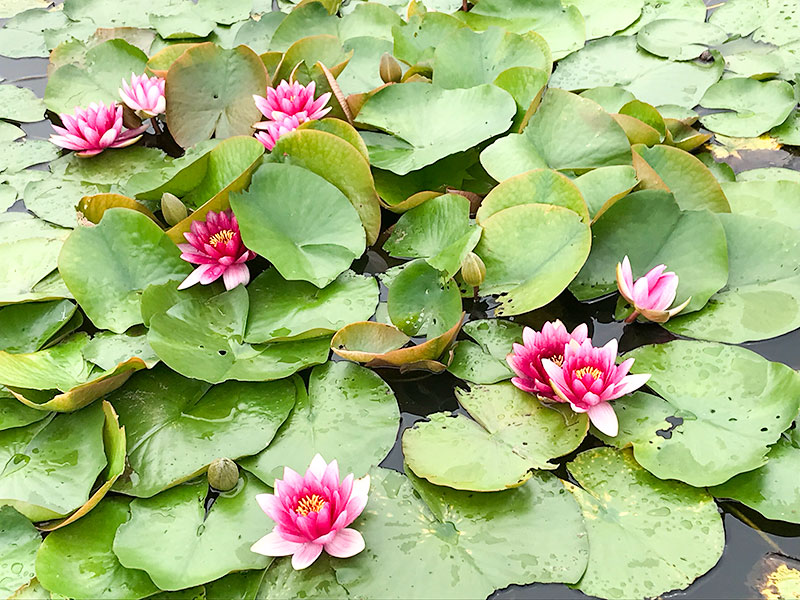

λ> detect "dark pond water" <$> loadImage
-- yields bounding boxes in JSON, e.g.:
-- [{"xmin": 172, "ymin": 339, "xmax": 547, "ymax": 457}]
[{"xmin": 2, "ymin": 13, "xmax": 800, "ymax": 600}]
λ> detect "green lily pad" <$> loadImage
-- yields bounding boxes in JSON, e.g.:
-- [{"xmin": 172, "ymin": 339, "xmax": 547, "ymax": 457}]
[
  {"xmin": 458, "ymin": 0, "xmax": 585, "ymax": 60},
  {"xmin": 665, "ymin": 214, "xmax": 800, "ymax": 343},
  {"xmin": 24, "ymin": 179, "xmax": 107, "ymax": 229},
  {"xmin": 269, "ymin": 2, "xmax": 338, "ymax": 51},
  {"xmin": 567, "ymin": 447, "xmax": 724, "ymax": 600},
  {"xmin": 570, "ymin": 190, "xmax": 729, "ymax": 314},
  {"xmin": 165, "ymin": 43, "xmax": 268, "ymax": 148},
  {"xmin": 475, "ymin": 204, "xmax": 592, "ymax": 316},
  {"xmin": 268, "ymin": 127, "xmax": 381, "ymax": 246},
  {"xmin": 44, "ymin": 39, "xmax": 148, "ymax": 114},
  {"xmin": 110, "ymin": 366, "xmax": 295, "ymax": 497},
  {"xmin": 0, "ymin": 402, "xmax": 106, "ymax": 521},
  {"xmin": 480, "ymin": 89, "xmax": 632, "ymax": 182},
  {"xmin": 233, "ymin": 12, "xmax": 286, "ymax": 54},
  {"xmin": 339, "ymin": 2, "xmax": 403, "ymax": 42},
  {"xmin": 432, "ymin": 26, "xmax": 550, "ymax": 89},
  {"xmin": 403, "ymin": 382, "xmax": 588, "ymax": 491},
  {"xmin": 0, "ymin": 506, "xmax": 39, "ymax": 598},
  {"xmin": 82, "ymin": 330, "xmax": 159, "ymax": 371},
  {"xmin": 51, "ymin": 146, "xmax": 169, "ymax": 190},
  {"xmin": 392, "ymin": 12, "xmax": 466, "ymax": 66},
  {"xmin": 699, "ymin": 78, "xmax": 797, "ymax": 138},
  {"xmin": 337, "ymin": 36, "xmax": 391, "ymax": 97},
  {"xmin": 258, "ymin": 555, "xmax": 347, "ymax": 600},
  {"xmin": 637, "ymin": 19, "xmax": 728, "ymax": 60},
  {"xmin": 600, "ymin": 341, "xmax": 800, "ymax": 486},
  {"xmin": 113, "ymin": 472, "xmax": 271, "ymax": 590},
  {"xmin": 493, "ymin": 65, "xmax": 550, "ymax": 131},
  {"xmin": 330, "ymin": 467, "xmax": 589, "ymax": 597},
  {"xmin": 58, "ymin": 208, "xmax": 190, "ymax": 333},
  {"xmin": 564, "ymin": 0, "xmax": 643, "ymax": 38},
  {"xmin": 447, "ymin": 319, "xmax": 523, "ymax": 384},
  {"xmin": 245, "ymin": 269, "xmax": 378, "ymax": 343},
  {"xmin": 550, "ymin": 35, "xmax": 724, "ymax": 108},
  {"xmin": 0, "ymin": 84, "xmax": 45, "ymax": 122},
  {"xmin": 0, "ymin": 300, "xmax": 76, "ymax": 354},
  {"xmin": 357, "ymin": 82, "xmax": 516, "ymax": 175},
  {"xmin": 147, "ymin": 285, "xmax": 331, "ymax": 383},
  {"xmin": 385, "ymin": 259, "xmax": 463, "ymax": 338},
  {"xmin": 476, "ymin": 168, "xmax": 589, "ymax": 223},
  {"xmin": 711, "ymin": 431, "xmax": 800, "ymax": 524},
  {"xmin": 721, "ymin": 180, "xmax": 800, "ymax": 230},
  {"xmin": 633, "ymin": 144, "xmax": 731, "ymax": 212},
  {"xmin": 231, "ymin": 163, "xmax": 365, "ymax": 288},
  {"xmin": 383, "ymin": 194, "xmax": 481, "ymax": 278},
  {"xmin": 0, "ymin": 389, "xmax": 49, "ymax": 432},
  {"xmin": 0, "ymin": 140, "xmax": 60, "ymax": 174},
  {"xmin": 617, "ymin": 0, "xmax": 707, "ymax": 35},
  {"xmin": 709, "ymin": 0, "xmax": 800, "ymax": 46},
  {"xmin": 573, "ymin": 165, "xmax": 638, "ymax": 220},
  {"xmin": 737, "ymin": 167, "xmax": 800, "ymax": 183},
  {"xmin": 241, "ymin": 361, "xmax": 399, "ymax": 485},
  {"xmin": 35, "ymin": 497, "xmax": 159, "ymax": 600}
]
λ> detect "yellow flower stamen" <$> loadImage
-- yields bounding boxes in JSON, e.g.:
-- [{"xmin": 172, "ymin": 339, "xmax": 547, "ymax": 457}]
[
  {"xmin": 550, "ymin": 354, "xmax": 564, "ymax": 367},
  {"xmin": 208, "ymin": 229, "xmax": 234, "ymax": 247},
  {"xmin": 574, "ymin": 366, "xmax": 603, "ymax": 380},
  {"xmin": 295, "ymin": 494, "xmax": 327, "ymax": 516}
]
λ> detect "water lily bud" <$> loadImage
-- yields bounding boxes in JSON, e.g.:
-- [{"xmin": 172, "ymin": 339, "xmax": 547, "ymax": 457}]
[
  {"xmin": 161, "ymin": 192, "xmax": 188, "ymax": 226},
  {"xmin": 460, "ymin": 252, "xmax": 486, "ymax": 288},
  {"xmin": 207, "ymin": 458, "xmax": 239, "ymax": 491},
  {"xmin": 379, "ymin": 53, "xmax": 402, "ymax": 84}
]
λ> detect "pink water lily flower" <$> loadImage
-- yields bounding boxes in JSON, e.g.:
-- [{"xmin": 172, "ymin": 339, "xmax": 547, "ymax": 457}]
[
  {"xmin": 254, "ymin": 80, "xmax": 331, "ymax": 123},
  {"xmin": 119, "ymin": 73, "xmax": 166, "ymax": 118},
  {"xmin": 253, "ymin": 114, "xmax": 302, "ymax": 151},
  {"xmin": 542, "ymin": 338, "xmax": 650, "ymax": 437},
  {"xmin": 177, "ymin": 209, "xmax": 256, "ymax": 291},
  {"xmin": 49, "ymin": 102, "xmax": 147, "ymax": 157},
  {"xmin": 251, "ymin": 454, "xmax": 370, "ymax": 570},
  {"xmin": 616, "ymin": 256, "xmax": 691, "ymax": 323},
  {"xmin": 507, "ymin": 320, "xmax": 588, "ymax": 401}
]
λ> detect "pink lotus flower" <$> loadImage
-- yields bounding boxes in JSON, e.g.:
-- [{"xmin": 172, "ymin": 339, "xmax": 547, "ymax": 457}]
[
  {"xmin": 507, "ymin": 320, "xmax": 588, "ymax": 400},
  {"xmin": 253, "ymin": 114, "xmax": 302, "ymax": 151},
  {"xmin": 177, "ymin": 209, "xmax": 256, "ymax": 291},
  {"xmin": 253, "ymin": 80, "xmax": 331, "ymax": 123},
  {"xmin": 49, "ymin": 102, "xmax": 147, "ymax": 157},
  {"xmin": 616, "ymin": 256, "xmax": 691, "ymax": 323},
  {"xmin": 119, "ymin": 73, "xmax": 166, "ymax": 118},
  {"xmin": 251, "ymin": 454, "xmax": 369, "ymax": 570},
  {"xmin": 542, "ymin": 338, "xmax": 650, "ymax": 437}
]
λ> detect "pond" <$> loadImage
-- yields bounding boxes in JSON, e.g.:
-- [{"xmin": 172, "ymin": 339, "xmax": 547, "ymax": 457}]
[{"xmin": 1, "ymin": 0, "xmax": 799, "ymax": 599}]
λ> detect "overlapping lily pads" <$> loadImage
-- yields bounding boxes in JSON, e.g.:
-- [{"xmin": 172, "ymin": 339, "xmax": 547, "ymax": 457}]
[{"xmin": 447, "ymin": 319, "xmax": 523, "ymax": 384}]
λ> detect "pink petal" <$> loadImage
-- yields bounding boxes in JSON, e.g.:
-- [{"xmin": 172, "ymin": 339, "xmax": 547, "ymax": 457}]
[
  {"xmin": 291, "ymin": 543, "xmax": 324, "ymax": 570},
  {"xmin": 222, "ymin": 263, "xmax": 250, "ymax": 290},
  {"xmin": 307, "ymin": 454, "xmax": 328, "ymax": 480},
  {"xmin": 251, "ymin": 531, "xmax": 302, "ymax": 557},
  {"xmin": 609, "ymin": 373, "xmax": 651, "ymax": 399},
  {"xmin": 323, "ymin": 528, "xmax": 365, "ymax": 559},
  {"xmin": 587, "ymin": 402, "xmax": 618, "ymax": 437}
]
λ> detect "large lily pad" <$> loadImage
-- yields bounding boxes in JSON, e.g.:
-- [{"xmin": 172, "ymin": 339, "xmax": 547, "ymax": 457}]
[
  {"xmin": 637, "ymin": 18, "xmax": 727, "ymax": 60},
  {"xmin": 403, "ymin": 382, "xmax": 588, "ymax": 491},
  {"xmin": 480, "ymin": 89, "xmax": 632, "ymax": 182},
  {"xmin": 0, "ymin": 402, "xmax": 106, "ymax": 521},
  {"xmin": 0, "ymin": 389, "xmax": 49, "ymax": 432},
  {"xmin": 356, "ymin": 82, "xmax": 516, "ymax": 175},
  {"xmin": 383, "ymin": 194, "xmax": 481, "ymax": 278},
  {"xmin": 699, "ymin": 78, "xmax": 797, "ymax": 138},
  {"xmin": 241, "ymin": 361, "xmax": 399, "ymax": 485},
  {"xmin": 57, "ymin": 208, "xmax": 190, "ymax": 333},
  {"xmin": 165, "ymin": 43, "xmax": 268, "ymax": 148},
  {"xmin": 230, "ymin": 162, "xmax": 366, "ymax": 288},
  {"xmin": 0, "ymin": 506, "xmax": 39, "ymax": 598},
  {"xmin": 665, "ymin": 214, "xmax": 800, "ymax": 343},
  {"xmin": 709, "ymin": 0, "xmax": 800, "ymax": 46},
  {"xmin": 269, "ymin": 126, "xmax": 381, "ymax": 245},
  {"xmin": 565, "ymin": 0, "xmax": 643, "ymax": 38},
  {"xmin": 432, "ymin": 26, "xmax": 550, "ymax": 89},
  {"xmin": 567, "ymin": 447, "xmax": 724, "ymax": 600},
  {"xmin": 600, "ymin": 341, "xmax": 800, "ymax": 486},
  {"xmin": 0, "ymin": 300, "xmax": 76, "ymax": 354},
  {"xmin": 711, "ymin": 429, "xmax": 800, "ymax": 524},
  {"xmin": 109, "ymin": 366, "xmax": 295, "ymax": 497},
  {"xmin": 245, "ymin": 269, "xmax": 378, "ymax": 343},
  {"xmin": 147, "ymin": 285, "xmax": 331, "ymax": 384},
  {"xmin": 475, "ymin": 204, "xmax": 592, "ymax": 316},
  {"xmin": 447, "ymin": 319, "xmax": 523, "ymax": 384},
  {"xmin": 570, "ymin": 190, "xmax": 729, "ymax": 314},
  {"xmin": 386, "ymin": 260, "xmax": 463, "ymax": 338},
  {"xmin": 550, "ymin": 35, "xmax": 724, "ymax": 108},
  {"xmin": 721, "ymin": 180, "xmax": 800, "ymax": 230},
  {"xmin": 329, "ymin": 467, "xmax": 589, "ymax": 598},
  {"xmin": 633, "ymin": 144, "xmax": 731, "ymax": 212},
  {"xmin": 113, "ymin": 472, "xmax": 271, "ymax": 590},
  {"xmin": 0, "ymin": 84, "xmax": 45, "ymax": 122},
  {"xmin": 35, "ymin": 497, "xmax": 159, "ymax": 600},
  {"xmin": 573, "ymin": 165, "xmax": 639, "ymax": 220}
]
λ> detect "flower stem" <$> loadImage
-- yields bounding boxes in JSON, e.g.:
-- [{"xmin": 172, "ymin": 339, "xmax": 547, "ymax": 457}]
[
  {"xmin": 150, "ymin": 117, "xmax": 162, "ymax": 136},
  {"xmin": 624, "ymin": 310, "xmax": 640, "ymax": 324}
]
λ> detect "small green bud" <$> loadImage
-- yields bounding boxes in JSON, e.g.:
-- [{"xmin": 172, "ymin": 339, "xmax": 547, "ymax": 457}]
[
  {"xmin": 460, "ymin": 252, "xmax": 486, "ymax": 288},
  {"xmin": 379, "ymin": 53, "xmax": 403, "ymax": 84},
  {"xmin": 207, "ymin": 458, "xmax": 239, "ymax": 491},
  {"xmin": 161, "ymin": 192, "xmax": 188, "ymax": 226}
]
